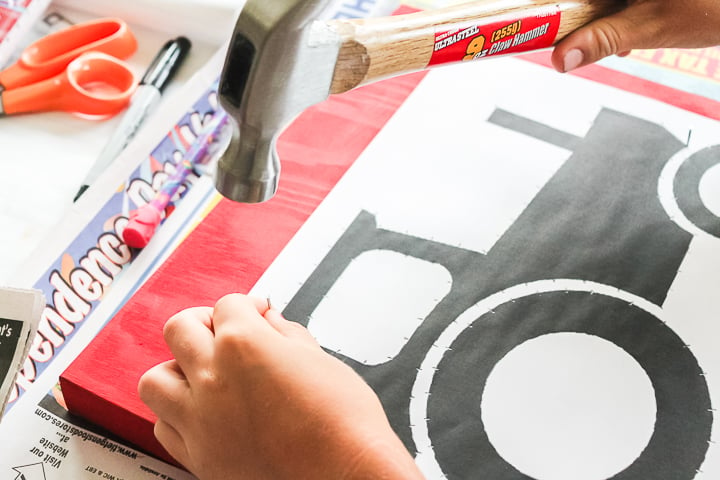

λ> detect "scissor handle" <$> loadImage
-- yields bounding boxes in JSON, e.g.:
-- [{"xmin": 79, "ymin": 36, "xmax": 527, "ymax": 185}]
[
  {"xmin": 1, "ymin": 52, "xmax": 137, "ymax": 117},
  {"xmin": 0, "ymin": 18, "xmax": 137, "ymax": 90}
]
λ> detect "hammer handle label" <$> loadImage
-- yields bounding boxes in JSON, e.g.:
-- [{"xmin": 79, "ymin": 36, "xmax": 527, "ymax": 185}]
[{"xmin": 428, "ymin": 6, "xmax": 561, "ymax": 66}]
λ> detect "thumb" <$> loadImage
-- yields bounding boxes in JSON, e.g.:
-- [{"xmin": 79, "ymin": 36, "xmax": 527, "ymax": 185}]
[
  {"xmin": 264, "ymin": 307, "xmax": 320, "ymax": 347},
  {"xmin": 551, "ymin": 2, "xmax": 665, "ymax": 72}
]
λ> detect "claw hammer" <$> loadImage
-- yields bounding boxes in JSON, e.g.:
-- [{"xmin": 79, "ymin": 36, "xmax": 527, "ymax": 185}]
[{"xmin": 216, "ymin": 0, "xmax": 622, "ymax": 203}]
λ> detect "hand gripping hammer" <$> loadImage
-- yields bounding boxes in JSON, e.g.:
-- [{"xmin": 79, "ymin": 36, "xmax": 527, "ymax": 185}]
[{"xmin": 216, "ymin": 0, "xmax": 622, "ymax": 203}]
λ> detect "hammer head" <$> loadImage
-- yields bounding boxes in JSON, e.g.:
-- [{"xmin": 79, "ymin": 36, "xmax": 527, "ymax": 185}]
[{"xmin": 216, "ymin": 0, "xmax": 341, "ymax": 203}]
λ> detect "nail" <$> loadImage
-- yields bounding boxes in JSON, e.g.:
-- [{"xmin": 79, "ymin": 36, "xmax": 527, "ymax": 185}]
[{"xmin": 563, "ymin": 49, "xmax": 584, "ymax": 72}]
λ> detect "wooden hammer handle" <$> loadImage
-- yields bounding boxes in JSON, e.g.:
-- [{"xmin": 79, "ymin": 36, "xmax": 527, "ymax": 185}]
[{"xmin": 328, "ymin": 0, "xmax": 623, "ymax": 94}]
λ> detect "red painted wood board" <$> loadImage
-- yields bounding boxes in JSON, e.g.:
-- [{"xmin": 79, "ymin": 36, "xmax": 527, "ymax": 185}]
[{"xmin": 59, "ymin": 70, "xmax": 428, "ymax": 465}]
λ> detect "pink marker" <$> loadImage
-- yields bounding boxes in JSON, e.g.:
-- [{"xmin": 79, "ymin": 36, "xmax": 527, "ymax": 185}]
[{"xmin": 122, "ymin": 111, "xmax": 228, "ymax": 248}]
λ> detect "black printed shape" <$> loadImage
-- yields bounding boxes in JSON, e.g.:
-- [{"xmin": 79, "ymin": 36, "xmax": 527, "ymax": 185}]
[
  {"xmin": 429, "ymin": 292, "xmax": 711, "ymax": 479},
  {"xmin": 674, "ymin": 144, "xmax": 720, "ymax": 237}
]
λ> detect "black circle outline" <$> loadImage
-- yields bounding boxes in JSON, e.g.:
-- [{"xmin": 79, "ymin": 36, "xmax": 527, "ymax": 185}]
[
  {"xmin": 674, "ymin": 145, "xmax": 720, "ymax": 238},
  {"xmin": 427, "ymin": 291, "xmax": 712, "ymax": 480}
]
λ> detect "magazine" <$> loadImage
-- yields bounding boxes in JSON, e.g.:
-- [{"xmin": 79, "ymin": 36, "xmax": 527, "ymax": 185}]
[{"xmin": 0, "ymin": 287, "xmax": 44, "ymax": 420}]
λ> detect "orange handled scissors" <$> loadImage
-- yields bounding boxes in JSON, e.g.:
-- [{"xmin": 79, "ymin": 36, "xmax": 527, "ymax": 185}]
[{"xmin": 0, "ymin": 17, "xmax": 138, "ymax": 117}]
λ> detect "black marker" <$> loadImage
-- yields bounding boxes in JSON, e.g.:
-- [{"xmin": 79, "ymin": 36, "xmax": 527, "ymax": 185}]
[{"xmin": 74, "ymin": 36, "xmax": 192, "ymax": 202}]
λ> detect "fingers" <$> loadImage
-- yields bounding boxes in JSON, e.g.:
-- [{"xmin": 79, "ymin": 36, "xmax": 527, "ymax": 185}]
[
  {"xmin": 163, "ymin": 307, "xmax": 215, "ymax": 381},
  {"xmin": 210, "ymin": 294, "xmax": 321, "ymax": 361},
  {"xmin": 154, "ymin": 418, "xmax": 190, "ymax": 468},
  {"xmin": 552, "ymin": 2, "xmax": 667, "ymax": 72},
  {"xmin": 211, "ymin": 293, "xmax": 274, "ymax": 339},
  {"xmin": 138, "ymin": 360, "xmax": 189, "ymax": 424},
  {"xmin": 264, "ymin": 307, "xmax": 320, "ymax": 348}
]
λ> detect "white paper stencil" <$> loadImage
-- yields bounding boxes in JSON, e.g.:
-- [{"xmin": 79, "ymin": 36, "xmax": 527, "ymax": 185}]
[{"xmin": 253, "ymin": 57, "xmax": 720, "ymax": 479}]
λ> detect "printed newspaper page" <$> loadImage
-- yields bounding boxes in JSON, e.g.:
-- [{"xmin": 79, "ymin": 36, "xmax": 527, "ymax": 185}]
[{"xmin": 0, "ymin": 288, "xmax": 44, "ymax": 420}]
